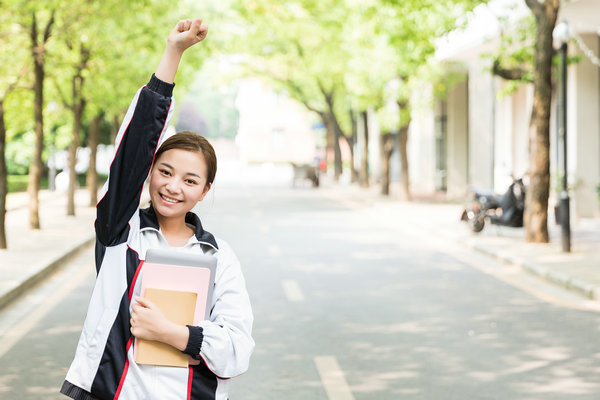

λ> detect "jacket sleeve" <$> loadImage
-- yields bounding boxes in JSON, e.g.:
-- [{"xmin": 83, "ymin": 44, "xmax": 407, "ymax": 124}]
[
  {"xmin": 95, "ymin": 74, "xmax": 175, "ymax": 246},
  {"xmin": 193, "ymin": 240, "xmax": 255, "ymax": 378}
]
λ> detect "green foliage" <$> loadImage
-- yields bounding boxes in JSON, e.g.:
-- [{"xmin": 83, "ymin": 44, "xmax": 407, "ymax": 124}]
[
  {"xmin": 8, "ymin": 175, "xmax": 36, "ymax": 192},
  {"xmin": 7, "ymin": 173, "xmax": 107, "ymax": 193},
  {"xmin": 1, "ymin": 0, "xmax": 220, "ymax": 178},
  {"xmin": 486, "ymin": 10, "xmax": 582, "ymax": 98},
  {"xmin": 225, "ymin": 0, "xmax": 488, "ymax": 136},
  {"xmin": 1, "ymin": 0, "xmax": 492, "ymax": 179}
]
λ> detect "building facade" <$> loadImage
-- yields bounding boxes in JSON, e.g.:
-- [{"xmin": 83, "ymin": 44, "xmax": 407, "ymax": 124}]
[{"xmin": 411, "ymin": 0, "xmax": 600, "ymax": 219}]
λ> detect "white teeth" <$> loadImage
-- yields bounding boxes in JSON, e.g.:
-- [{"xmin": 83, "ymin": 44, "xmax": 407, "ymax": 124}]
[{"xmin": 160, "ymin": 194, "xmax": 180, "ymax": 203}]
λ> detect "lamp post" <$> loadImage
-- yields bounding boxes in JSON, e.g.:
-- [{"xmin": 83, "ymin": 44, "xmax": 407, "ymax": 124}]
[{"xmin": 552, "ymin": 21, "xmax": 571, "ymax": 253}]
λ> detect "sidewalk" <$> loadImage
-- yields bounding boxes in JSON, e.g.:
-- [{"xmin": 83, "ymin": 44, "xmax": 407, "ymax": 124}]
[
  {"xmin": 0, "ymin": 190, "xmax": 96, "ymax": 310},
  {"xmin": 321, "ymin": 183, "xmax": 600, "ymax": 301}
]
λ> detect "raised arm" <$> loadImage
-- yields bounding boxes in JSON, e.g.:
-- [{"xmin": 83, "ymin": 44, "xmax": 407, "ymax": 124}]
[
  {"xmin": 95, "ymin": 19, "xmax": 208, "ymax": 247},
  {"xmin": 156, "ymin": 18, "xmax": 208, "ymax": 83}
]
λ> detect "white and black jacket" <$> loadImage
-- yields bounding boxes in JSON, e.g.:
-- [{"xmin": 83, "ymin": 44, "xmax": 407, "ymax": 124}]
[{"xmin": 61, "ymin": 75, "xmax": 254, "ymax": 400}]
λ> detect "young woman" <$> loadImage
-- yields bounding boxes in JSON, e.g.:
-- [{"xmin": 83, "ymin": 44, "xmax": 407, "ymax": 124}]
[{"xmin": 61, "ymin": 19, "xmax": 254, "ymax": 400}]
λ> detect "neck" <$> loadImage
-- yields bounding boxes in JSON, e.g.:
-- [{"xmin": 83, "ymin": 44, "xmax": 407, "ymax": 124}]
[{"xmin": 156, "ymin": 213, "xmax": 194, "ymax": 247}]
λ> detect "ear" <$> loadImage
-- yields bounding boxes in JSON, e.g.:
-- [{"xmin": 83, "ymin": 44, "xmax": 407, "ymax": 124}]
[{"xmin": 198, "ymin": 182, "xmax": 212, "ymax": 201}]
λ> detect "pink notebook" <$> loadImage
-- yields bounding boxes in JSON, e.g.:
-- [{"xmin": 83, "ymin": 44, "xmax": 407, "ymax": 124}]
[{"xmin": 139, "ymin": 262, "xmax": 212, "ymax": 324}]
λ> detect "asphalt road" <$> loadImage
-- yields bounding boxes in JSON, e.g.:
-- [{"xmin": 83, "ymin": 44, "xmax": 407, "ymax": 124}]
[{"xmin": 1, "ymin": 183, "xmax": 600, "ymax": 399}]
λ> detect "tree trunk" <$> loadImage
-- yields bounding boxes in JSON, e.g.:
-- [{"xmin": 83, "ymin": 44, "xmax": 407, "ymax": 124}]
[
  {"xmin": 27, "ymin": 11, "xmax": 54, "ymax": 229},
  {"xmin": 87, "ymin": 113, "xmax": 101, "ymax": 206},
  {"xmin": 320, "ymin": 87, "xmax": 344, "ymax": 180},
  {"xmin": 67, "ymin": 97, "xmax": 83, "ymax": 216},
  {"xmin": 398, "ymin": 123, "xmax": 412, "ymax": 201},
  {"xmin": 523, "ymin": 0, "xmax": 559, "ymax": 243},
  {"xmin": 67, "ymin": 45, "xmax": 89, "ymax": 216},
  {"xmin": 321, "ymin": 111, "xmax": 343, "ymax": 181},
  {"xmin": 380, "ymin": 132, "xmax": 395, "ymax": 196},
  {"xmin": 320, "ymin": 112, "xmax": 335, "ymax": 178},
  {"xmin": 330, "ymin": 112, "xmax": 343, "ymax": 180},
  {"xmin": 0, "ymin": 101, "xmax": 8, "ymax": 249},
  {"xmin": 348, "ymin": 109, "xmax": 358, "ymax": 183},
  {"xmin": 29, "ymin": 15, "xmax": 44, "ymax": 229},
  {"xmin": 111, "ymin": 113, "xmax": 120, "ymax": 145},
  {"xmin": 359, "ymin": 110, "xmax": 369, "ymax": 188}
]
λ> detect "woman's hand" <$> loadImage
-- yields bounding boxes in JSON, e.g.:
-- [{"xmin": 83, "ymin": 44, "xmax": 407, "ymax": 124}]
[
  {"xmin": 130, "ymin": 296, "xmax": 168, "ymax": 342},
  {"xmin": 167, "ymin": 19, "xmax": 208, "ymax": 52},
  {"xmin": 130, "ymin": 296, "xmax": 189, "ymax": 351},
  {"xmin": 155, "ymin": 18, "xmax": 208, "ymax": 84}
]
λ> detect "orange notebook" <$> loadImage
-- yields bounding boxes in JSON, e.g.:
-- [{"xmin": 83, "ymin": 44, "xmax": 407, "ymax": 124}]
[{"xmin": 134, "ymin": 288, "xmax": 197, "ymax": 367}]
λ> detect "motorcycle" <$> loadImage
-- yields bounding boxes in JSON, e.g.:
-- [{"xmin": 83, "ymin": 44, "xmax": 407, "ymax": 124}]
[{"xmin": 460, "ymin": 176, "xmax": 526, "ymax": 233}]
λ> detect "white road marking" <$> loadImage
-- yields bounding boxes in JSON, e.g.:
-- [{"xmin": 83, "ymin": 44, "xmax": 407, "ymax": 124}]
[
  {"xmin": 267, "ymin": 244, "xmax": 281, "ymax": 256},
  {"xmin": 314, "ymin": 356, "xmax": 355, "ymax": 400},
  {"xmin": 282, "ymin": 280, "xmax": 305, "ymax": 302},
  {"xmin": 0, "ymin": 263, "xmax": 92, "ymax": 359}
]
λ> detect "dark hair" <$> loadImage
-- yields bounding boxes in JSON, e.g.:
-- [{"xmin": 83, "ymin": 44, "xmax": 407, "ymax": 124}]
[{"xmin": 153, "ymin": 131, "xmax": 217, "ymax": 186}]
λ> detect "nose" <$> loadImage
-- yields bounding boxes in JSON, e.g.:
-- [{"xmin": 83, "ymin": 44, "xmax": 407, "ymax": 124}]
[{"xmin": 165, "ymin": 178, "xmax": 182, "ymax": 194}]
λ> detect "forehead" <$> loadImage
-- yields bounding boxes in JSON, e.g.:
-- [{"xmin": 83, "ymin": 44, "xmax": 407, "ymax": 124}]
[{"xmin": 155, "ymin": 149, "xmax": 207, "ymax": 172}]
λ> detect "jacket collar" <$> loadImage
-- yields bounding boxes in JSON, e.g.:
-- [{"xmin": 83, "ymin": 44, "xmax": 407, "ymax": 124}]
[{"xmin": 139, "ymin": 206, "xmax": 219, "ymax": 250}]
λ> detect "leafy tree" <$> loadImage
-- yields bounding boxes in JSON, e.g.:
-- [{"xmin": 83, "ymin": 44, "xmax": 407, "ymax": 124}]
[
  {"xmin": 12, "ymin": 1, "xmax": 58, "ymax": 229},
  {"xmin": 521, "ymin": 0, "xmax": 560, "ymax": 243},
  {"xmin": 227, "ymin": 0, "xmax": 358, "ymax": 180},
  {"xmin": 491, "ymin": 1, "xmax": 560, "ymax": 243},
  {"xmin": 0, "ymin": 3, "xmax": 31, "ymax": 247}
]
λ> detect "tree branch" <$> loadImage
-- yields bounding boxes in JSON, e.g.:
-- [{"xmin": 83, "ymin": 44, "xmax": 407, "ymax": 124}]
[
  {"xmin": 492, "ymin": 59, "xmax": 532, "ymax": 82},
  {"xmin": 31, "ymin": 12, "xmax": 38, "ymax": 47},
  {"xmin": 524, "ymin": 0, "xmax": 542, "ymax": 14},
  {"xmin": 43, "ymin": 9, "xmax": 55, "ymax": 44}
]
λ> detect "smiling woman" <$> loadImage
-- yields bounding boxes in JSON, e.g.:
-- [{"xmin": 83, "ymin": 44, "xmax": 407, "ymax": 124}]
[{"xmin": 60, "ymin": 18, "xmax": 254, "ymax": 400}]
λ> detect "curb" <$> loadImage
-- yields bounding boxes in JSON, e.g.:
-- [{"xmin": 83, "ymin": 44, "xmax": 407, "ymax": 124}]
[
  {"xmin": 0, "ymin": 234, "xmax": 95, "ymax": 311},
  {"xmin": 464, "ymin": 240, "xmax": 600, "ymax": 302}
]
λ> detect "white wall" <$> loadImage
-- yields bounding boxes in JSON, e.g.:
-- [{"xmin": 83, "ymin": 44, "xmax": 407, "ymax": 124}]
[
  {"xmin": 468, "ymin": 59, "xmax": 496, "ymax": 189},
  {"xmin": 570, "ymin": 33, "xmax": 600, "ymax": 218},
  {"xmin": 446, "ymin": 78, "xmax": 469, "ymax": 199},
  {"xmin": 408, "ymin": 85, "xmax": 436, "ymax": 195}
]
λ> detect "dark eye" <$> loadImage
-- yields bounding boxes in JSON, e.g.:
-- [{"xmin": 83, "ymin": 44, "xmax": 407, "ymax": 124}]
[
  {"xmin": 185, "ymin": 179, "xmax": 198, "ymax": 185},
  {"xmin": 159, "ymin": 169, "xmax": 171, "ymax": 176}
]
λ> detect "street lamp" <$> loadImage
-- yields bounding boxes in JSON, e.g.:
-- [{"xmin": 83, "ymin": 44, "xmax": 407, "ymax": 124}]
[{"xmin": 552, "ymin": 21, "xmax": 571, "ymax": 253}]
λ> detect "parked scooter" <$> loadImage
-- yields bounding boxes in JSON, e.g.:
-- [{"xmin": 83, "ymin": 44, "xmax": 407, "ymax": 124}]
[{"xmin": 460, "ymin": 176, "xmax": 526, "ymax": 233}]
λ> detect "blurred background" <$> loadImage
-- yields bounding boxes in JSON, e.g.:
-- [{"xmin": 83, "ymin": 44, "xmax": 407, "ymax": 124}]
[{"xmin": 1, "ymin": 0, "xmax": 600, "ymax": 399}]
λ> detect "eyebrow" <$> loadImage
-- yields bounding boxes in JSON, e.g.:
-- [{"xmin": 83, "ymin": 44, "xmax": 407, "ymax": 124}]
[{"xmin": 158, "ymin": 162, "xmax": 202, "ymax": 179}]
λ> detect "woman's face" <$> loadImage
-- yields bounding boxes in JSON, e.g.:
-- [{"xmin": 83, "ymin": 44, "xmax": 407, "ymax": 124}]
[{"xmin": 149, "ymin": 149, "xmax": 211, "ymax": 220}]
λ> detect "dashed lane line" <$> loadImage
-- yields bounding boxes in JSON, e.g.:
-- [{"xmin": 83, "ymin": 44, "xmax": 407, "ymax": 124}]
[
  {"xmin": 314, "ymin": 356, "xmax": 355, "ymax": 400},
  {"xmin": 282, "ymin": 280, "xmax": 305, "ymax": 302}
]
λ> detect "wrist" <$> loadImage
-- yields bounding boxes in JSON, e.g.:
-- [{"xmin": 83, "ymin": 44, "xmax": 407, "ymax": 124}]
[
  {"xmin": 165, "ymin": 41, "xmax": 185, "ymax": 58},
  {"xmin": 161, "ymin": 321, "xmax": 189, "ymax": 351}
]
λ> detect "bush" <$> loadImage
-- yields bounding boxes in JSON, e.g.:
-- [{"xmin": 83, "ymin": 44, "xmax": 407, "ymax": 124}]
[
  {"xmin": 7, "ymin": 172, "xmax": 108, "ymax": 193},
  {"xmin": 7, "ymin": 175, "xmax": 50, "ymax": 193}
]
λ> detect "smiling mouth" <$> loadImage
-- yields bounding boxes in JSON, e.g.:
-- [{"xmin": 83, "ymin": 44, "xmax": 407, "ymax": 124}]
[{"xmin": 160, "ymin": 194, "xmax": 182, "ymax": 204}]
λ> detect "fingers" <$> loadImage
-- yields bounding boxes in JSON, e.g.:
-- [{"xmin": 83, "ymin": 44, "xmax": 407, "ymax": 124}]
[
  {"xmin": 175, "ymin": 18, "xmax": 208, "ymax": 42},
  {"xmin": 176, "ymin": 19, "xmax": 192, "ymax": 32},
  {"xmin": 134, "ymin": 296, "xmax": 153, "ymax": 309},
  {"xmin": 197, "ymin": 22, "xmax": 208, "ymax": 42}
]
